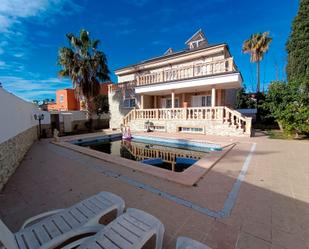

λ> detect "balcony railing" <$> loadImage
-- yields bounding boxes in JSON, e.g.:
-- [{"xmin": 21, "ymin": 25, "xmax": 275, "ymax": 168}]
[
  {"xmin": 121, "ymin": 141, "xmax": 205, "ymax": 168},
  {"xmin": 136, "ymin": 58, "xmax": 236, "ymax": 86},
  {"xmin": 123, "ymin": 106, "xmax": 252, "ymax": 135}
]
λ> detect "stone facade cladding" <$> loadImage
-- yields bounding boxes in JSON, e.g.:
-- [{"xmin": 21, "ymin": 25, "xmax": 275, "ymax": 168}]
[
  {"xmin": 0, "ymin": 126, "xmax": 37, "ymax": 190},
  {"xmin": 109, "ymin": 91, "xmax": 132, "ymax": 129},
  {"xmin": 129, "ymin": 119, "xmax": 248, "ymax": 137}
]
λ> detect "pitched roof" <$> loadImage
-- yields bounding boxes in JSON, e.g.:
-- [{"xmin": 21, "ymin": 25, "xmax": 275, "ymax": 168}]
[
  {"xmin": 185, "ymin": 29, "xmax": 207, "ymax": 45},
  {"xmin": 164, "ymin": 47, "xmax": 174, "ymax": 55},
  {"xmin": 115, "ymin": 42, "xmax": 226, "ymax": 72}
]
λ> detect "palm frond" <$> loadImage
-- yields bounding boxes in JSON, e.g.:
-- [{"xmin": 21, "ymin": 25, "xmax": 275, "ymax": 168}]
[{"xmin": 58, "ymin": 29, "xmax": 110, "ymax": 113}]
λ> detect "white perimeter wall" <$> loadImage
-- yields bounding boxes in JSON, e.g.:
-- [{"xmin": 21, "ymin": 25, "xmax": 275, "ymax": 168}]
[
  {"xmin": 0, "ymin": 88, "xmax": 50, "ymax": 144},
  {"xmin": 50, "ymin": 110, "xmax": 109, "ymax": 122}
]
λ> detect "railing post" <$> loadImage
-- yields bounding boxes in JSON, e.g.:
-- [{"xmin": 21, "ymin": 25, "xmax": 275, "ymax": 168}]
[
  {"xmin": 228, "ymin": 57, "xmax": 233, "ymax": 71},
  {"xmin": 184, "ymin": 108, "xmax": 187, "ymax": 120},
  {"xmin": 245, "ymin": 117, "xmax": 252, "ymax": 136}
]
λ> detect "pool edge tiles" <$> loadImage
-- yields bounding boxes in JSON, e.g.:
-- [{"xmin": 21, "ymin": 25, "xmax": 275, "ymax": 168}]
[
  {"xmin": 132, "ymin": 135, "xmax": 222, "ymax": 151},
  {"xmin": 54, "ymin": 132, "xmax": 234, "ymax": 185},
  {"xmin": 70, "ymin": 133, "xmax": 122, "ymax": 146}
]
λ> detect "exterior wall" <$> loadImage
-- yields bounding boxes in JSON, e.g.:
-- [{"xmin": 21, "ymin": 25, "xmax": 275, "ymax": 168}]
[
  {"xmin": 0, "ymin": 88, "xmax": 50, "ymax": 190},
  {"xmin": 51, "ymin": 110, "xmax": 109, "ymax": 133},
  {"xmin": 48, "ymin": 89, "xmax": 79, "ymax": 111},
  {"xmin": 146, "ymin": 90, "xmax": 226, "ymax": 108},
  {"xmin": 0, "ymin": 88, "xmax": 50, "ymax": 143},
  {"xmin": 66, "ymin": 89, "xmax": 79, "ymax": 110},
  {"xmin": 118, "ymin": 74, "xmax": 135, "ymax": 83},
  {"xmin": 143, "ymin": 95, "xmax": 153, "ymax": 109},
  {"xmin": 129, "ymin": 119, "xmax": 247, "ymax": 137},
  {"xmin": 108, "ymin": 89, "xmax": 133, "ymax": 129},
  {"xmin": 99, "ymin": 83, "xmax": 110, "ymax": 95}
]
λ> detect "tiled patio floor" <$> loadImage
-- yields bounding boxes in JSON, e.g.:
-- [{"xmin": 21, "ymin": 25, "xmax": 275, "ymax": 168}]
[{"xmin": 1, "ymin": 132, "xmax": 309, "ymax": 249}]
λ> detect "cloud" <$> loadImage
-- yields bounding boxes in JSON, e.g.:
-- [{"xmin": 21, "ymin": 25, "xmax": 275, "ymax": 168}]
[
  {"xmin": 0, "ymin": 76, "xmax": 71, "ymax": 100},
  {"xmin": 13, "ymin": 53, "xmax": 25, "ymax": 58},
  {"xmin": 0, "ymin": 61, "xmax": 6, "ymax": 68},
  {"xmin": 0, "ymin": 0, "xmax": 82, "ymax": 76},
  {"xmin": 0, "ymin": 0, "xmax": 82, "ymax": 32}
]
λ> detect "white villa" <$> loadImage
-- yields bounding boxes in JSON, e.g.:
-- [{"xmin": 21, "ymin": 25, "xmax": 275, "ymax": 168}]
[{"xmin": 109, "ymin": 29, "xmax": 252, "ymax": 136}]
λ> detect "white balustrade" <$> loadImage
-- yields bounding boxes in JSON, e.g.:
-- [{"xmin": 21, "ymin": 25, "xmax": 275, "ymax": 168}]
[
  {"xmin": 136, "ymin": 58, "xmax": 235, "ymax": 86},
  {"xmin": 123, "ymin": 106, "xmax": 252, "ymax": 135}
]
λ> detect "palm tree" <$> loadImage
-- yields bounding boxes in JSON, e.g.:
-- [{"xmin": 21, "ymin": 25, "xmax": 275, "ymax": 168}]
[
  {"xmin": 242, "ymin": 32, "xmax": 272, "ymax": 93},
  {"xmin": 58, "ymin": 29, "xmax": 110, "ymax": 119}
]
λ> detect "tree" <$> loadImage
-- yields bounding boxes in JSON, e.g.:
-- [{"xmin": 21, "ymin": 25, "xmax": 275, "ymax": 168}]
[
  {"xmin": 286, "ymin": 0, "xmax": 309, "ymax": 92},
  {"xmin": 263, "ymin": 81, "xmax": 309, "ymax": 136},
  {"xmin": 242, "ymin": 32, "xmax": 272, "ymax": 93},
  {"xmin": 235, "ymin": 87, "xmax": 256, "ymax": 109},
  {"xmin": 92, "ymin": 94, "xmax": 109, "ymax": 116},
  {"xmin": 58, "ymin": 29, "xmax": 110, "ymax": 119}
]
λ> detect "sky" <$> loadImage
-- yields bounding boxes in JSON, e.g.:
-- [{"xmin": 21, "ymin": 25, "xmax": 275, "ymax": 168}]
[{"xmin": 0, "ymin": 0, "xmax": 300, "ymax": 101}]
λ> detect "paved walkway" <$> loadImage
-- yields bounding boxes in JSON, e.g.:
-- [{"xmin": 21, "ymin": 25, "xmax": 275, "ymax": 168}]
[{"xmin": 0, "ymin": 133, "xmax": 309, "ymax": 249}]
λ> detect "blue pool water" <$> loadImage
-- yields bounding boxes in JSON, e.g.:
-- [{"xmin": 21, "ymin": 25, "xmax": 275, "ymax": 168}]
[{"xmin": 72, "ymin": 134, "xmax": 221, "ymax": 172}]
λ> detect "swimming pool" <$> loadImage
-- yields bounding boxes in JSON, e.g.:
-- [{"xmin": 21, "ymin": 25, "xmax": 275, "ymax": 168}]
[{"xmin": 72, "ymin": 135, "xmax": 221, "ymax": 172}]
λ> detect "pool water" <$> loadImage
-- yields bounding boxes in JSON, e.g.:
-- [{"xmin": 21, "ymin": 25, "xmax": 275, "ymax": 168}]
[{"xmin": 77, "ymin": 137, "xmax": 210, "ymax": 172}]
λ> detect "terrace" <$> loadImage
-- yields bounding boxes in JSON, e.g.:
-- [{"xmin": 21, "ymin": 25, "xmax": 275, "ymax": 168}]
[
  {"xmin": 135, "ymin": 57, "xmax": 236, "ymax": 87},
  {"xmin": 1, "ymin": 131, "xmax": 309, "ymax": 249}
]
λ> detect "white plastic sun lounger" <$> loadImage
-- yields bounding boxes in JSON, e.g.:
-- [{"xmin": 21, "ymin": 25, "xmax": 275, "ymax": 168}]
[
  {"xmin": 176, "ymin": 237, "xmax": 212, "ymax": 249},
  {"xmin": 64, "ymin": 208, "xmax": 165, "ymax": 249},
  {"xmin": 0, "ymin": 192, "xmax": 125, "ymax": 249}
]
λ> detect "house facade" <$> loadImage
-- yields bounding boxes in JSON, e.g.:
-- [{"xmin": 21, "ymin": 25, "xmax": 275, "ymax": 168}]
[
  {"xmin": 109, "ymin": 30, "xmax": 252, "ymax": 136},
  {"xmin": 47, "ymin": 89, "xmax": 79, "ymax": 111}
]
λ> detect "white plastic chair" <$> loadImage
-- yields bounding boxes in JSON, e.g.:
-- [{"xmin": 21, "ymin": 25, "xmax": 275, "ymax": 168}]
[
  {"xmin": 0, "ymin": 192, "xmax": 125, "ymax": 249},
  {"xmin": 64, "ymin": 208, "xmax": 165, "ymax": 249}
]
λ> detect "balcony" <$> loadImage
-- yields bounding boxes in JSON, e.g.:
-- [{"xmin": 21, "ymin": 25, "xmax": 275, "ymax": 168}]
[{"xmin": 136, "ymin": 58, "xmax": 236, "ymax": 87}]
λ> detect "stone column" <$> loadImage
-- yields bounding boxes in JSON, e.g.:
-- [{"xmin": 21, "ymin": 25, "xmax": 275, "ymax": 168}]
[
  {"xmin": 140, "ymin": 94, "xmax": 144, "ymax": 110},
  {"xmin": 171, "ymin": 91, "xmax": 175, "ymax": 109},
  {"xmin": 217, "ymin": 89, "xmax": 222, "ymax": 106},
  {"xmin": 211, "ymin": 88, "xmax": 216, "ymax": 107}
]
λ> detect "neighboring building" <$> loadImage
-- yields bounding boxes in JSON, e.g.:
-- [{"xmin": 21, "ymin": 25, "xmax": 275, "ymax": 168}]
[
  {"xmin": 109, "ymin": 29, "xmax": 252, "ymax": 136},
  {"xmin": 99, "ymin": 83, "xmax": 109, "ymax": 95},
  {"xmin": 48, "ymin": 83, "xmax": 110, "ymax": 111},
  {"xmin": 47, "ymin": 89, "xmax": 79, "ymax": 111}
]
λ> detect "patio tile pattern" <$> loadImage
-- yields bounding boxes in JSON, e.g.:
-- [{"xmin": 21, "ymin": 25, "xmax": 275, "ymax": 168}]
[{"xmin": 1, "ymin": 132, "xmax": 309, "ymax": 249}]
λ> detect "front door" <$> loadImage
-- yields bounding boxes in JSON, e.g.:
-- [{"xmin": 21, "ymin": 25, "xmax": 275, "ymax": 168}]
[
  {"xmin": 161, "ymin": 98, "xmax": 179, "ymax": 108},
  {"xmin": 191, "ymin": 95, "xmax": 211, "ymax": 107}
]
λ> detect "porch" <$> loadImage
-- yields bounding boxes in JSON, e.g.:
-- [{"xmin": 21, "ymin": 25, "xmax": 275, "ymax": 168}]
[
  {"xmin": 135, "ymin": 71, "xmax": 242, "ymax": 110},
  {"xmin": 139, "ymin": 88, "xmax": 229, "ymax": 109},
  {"xmin": 123, "ymin": 107, "xmax": 252, "ymax": 136}
]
